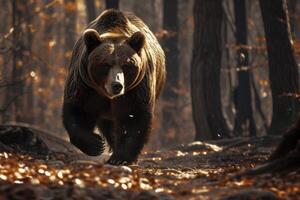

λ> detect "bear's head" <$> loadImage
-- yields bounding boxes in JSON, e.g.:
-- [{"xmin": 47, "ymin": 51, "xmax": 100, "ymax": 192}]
[{"xmin": 83, "ymin": 29, "xmax": 146, "ymax": 99}]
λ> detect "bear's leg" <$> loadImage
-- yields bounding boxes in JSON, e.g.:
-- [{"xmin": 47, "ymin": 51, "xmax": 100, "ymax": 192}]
[
  {"xmin": 107, "ymin": 106, "xmax": 152, "ymax": 165},
  {"xmin": 63, "ymin": 102, "xmax": 105, "ymax": 156},
  {"xmin": 97, "ymin": 119, "xmax": 114, "ymax": 151}
]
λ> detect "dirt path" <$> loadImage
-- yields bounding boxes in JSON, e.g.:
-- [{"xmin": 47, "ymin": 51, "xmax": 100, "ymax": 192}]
[{"xmin": 0, "ymin": 125, "xmax": 299, "ymax": 199}]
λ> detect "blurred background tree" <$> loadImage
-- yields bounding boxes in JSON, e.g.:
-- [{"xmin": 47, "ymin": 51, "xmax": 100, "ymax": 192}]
[
  {"xmin": 191, "ymin": 0, "xmax": 230, "ymax": 140},
  {"xmin": 161, "ymin": 0, "xmax": 180, "ymax": 146},
  {"xmin": 260, "ymin": 0, "xmax": 299, "ymax": 135},
  {"xmin": 233, "ymin": 0, "xmax": 256, "ymax": 137}
]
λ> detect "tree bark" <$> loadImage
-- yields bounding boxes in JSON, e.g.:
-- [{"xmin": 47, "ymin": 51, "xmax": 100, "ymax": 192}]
[
  {"xmin": 132, "ymin": 0, "xmax": 162, "ymax": 32},
  {"xmin": 0, "ymin": 1, "xmax": 11, "ymax": 122},
  {"xmin": 233, "ymin": 0, "xmax": 256, "ymax": 136},
  {"xmin": 64, "ymin": 0, "xmax": 77, "ymax": 65},
  {"xmin": 287, "ymin": 0, "xmax": 298, "ymax": 39},
  {"xmin": 37, "ymin": 0, "xmax": 55, "ymax": 127},
  {"xmin": 7, "ymin": 0, "xmax": 35, "ymax": 123},
  {"xmin": 85, "ymin": 0, "xmax": 96, "ymax": 23},
  {"xmin": 162, "ymin": 0, "xmax": 180, "ymax": 146},
  {"xmin": 105, "ymin": 0, "xmax": 119, "ymax": 9},
  {"xmin": 191, "ymin": 0, "xmax": 230, "ymax": 140},
  {"xmin": 270, "ymin": 117, "xmax": 300, "ymax": 161},
  {"xmin": 259, "ymin": 0, "xmax": 299, "ymax": 135},
  {"xmin": 177, "ymin": 0, "xmax": 194, "ymax": 142},
  {"xmin": 238, "ymin": 117, "xmax": 300, "ymax": 176}
]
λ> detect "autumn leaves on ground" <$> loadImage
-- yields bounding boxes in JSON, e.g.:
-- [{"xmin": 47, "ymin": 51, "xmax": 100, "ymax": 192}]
[{"xmin": 0, "ymin": 126, "xmax": 299, "ymax": 200}]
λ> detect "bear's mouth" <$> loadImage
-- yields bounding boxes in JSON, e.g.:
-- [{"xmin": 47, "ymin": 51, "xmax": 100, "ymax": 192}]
[
  {"xmin": 104, "ymin": 83, "xmax": 125, "ymax": 99},
  {"xmin": 103, "ymin": 66, "xmax": 125, "ymax": 99}
]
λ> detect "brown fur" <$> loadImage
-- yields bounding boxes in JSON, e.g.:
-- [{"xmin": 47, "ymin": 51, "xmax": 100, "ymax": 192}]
[
  {"xmin": 63, "ymin": 9, "xmax": 165, "ymax": 165},
  {"xmin": 64, "ymin": 9, "xmax": 165, "ymax": 104}
]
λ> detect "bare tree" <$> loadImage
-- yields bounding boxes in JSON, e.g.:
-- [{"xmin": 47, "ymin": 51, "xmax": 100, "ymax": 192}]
[
  {"xmin": 162, "ymin": 0, "xmax": 180, "ymax": 145},
  {"xmin": 260, "ymin": 0, "xmax": 299, "ymax": 135},
  {"xmin": 233, "ymin": 0, "xmax": 256, "ymax": 136},
  {"xmin": 106, "ymin": 0, "xmax": 119, "ymax": 9},
  {"xmin": 85, "ymin": 0, "xmax": 96, "ymax": 23},
  {"xmin": 191, "ymin": 0, "xmax": 230, "ymax": 140},
  {"xmin": 64, "ymin": 0, "xmax": 77, "ymax": 66},
  {"xmin": 5, "ymin": 0, "xmax": 35, "ymax": 123},
  {"xmin": 287, "ymin": 0, "xmax": 298, "ymax": 39},
  {"xmin": 36, "ymin": 0, "xmax": 55, "ymax": 126},
  {"xmin": 0, "ymin": 1, "xmax": 11, "ymax": 121},
  {"xmin": 132, "ymin": 0, "xmax": 162, "ymax": 33}
]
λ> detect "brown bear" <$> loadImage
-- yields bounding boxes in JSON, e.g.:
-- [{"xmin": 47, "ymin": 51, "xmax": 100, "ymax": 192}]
[{"xmin": 62, "ymin": 9, "xmax": 165, "ymax": 165}]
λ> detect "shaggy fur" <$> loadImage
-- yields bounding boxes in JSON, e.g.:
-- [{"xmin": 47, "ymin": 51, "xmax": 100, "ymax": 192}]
[{"xmin": 63, "ymin": 9, "xmax": 165, "ymax": 165}]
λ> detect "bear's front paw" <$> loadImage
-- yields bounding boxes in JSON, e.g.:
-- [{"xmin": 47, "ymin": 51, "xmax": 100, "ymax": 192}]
[
  {"xmin": 107, "ymin": 153, "xmax": 136, "ymax": 165},
  {"xmin": 70, "ymin": 133, "xmax": 105, "ymax": 156}
]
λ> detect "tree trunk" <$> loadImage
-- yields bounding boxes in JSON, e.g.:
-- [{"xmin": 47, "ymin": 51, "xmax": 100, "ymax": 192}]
[
  {"xmin": 105, "ymin": 0, "xmax": 119, "ymax": 9},
  {"xmin": 233, "ymin": 0, "xmax": 256, "ymax": 136},
  {"xmin": 85, "ymin": 0, "xmax": 96, "ymax": 23},
  {"xmin": 46, "ymin": 2, "xmax": 67, "ymax": 135},
  {"xmin": 287, "ymin": 0, "xmax": 298, "ymax": 39},
  {"xmin": 177, "ymin": 0, "xmax": 194, "ymax": 142},
  {"xmin": 162, "ymin": 0, "xmax": 180, "ymax": 146},
  {"xmin": 64, "ymin": 0, "xmax": 77, "ymax": 65},
  {"xmin": 7, "ymin": 0, "xmax": 35, "ymax": 123},
  {"xmin": 37, "ymin": 0, "xmax": 55, "ymax": 127},
  {"xmin": 0, "ymin": 0, "xmax": 11, "ymax": 122},
  {"xmin": 259, "ymin": 0, "xmax": 299, "ymax": 135},
  {"xmin": 132, "ymin": 0, "xmax": 162, "ymax": 33},
  {"xmin": 191, "ymin": 0, "xmax": 230, "ymax": 140}
]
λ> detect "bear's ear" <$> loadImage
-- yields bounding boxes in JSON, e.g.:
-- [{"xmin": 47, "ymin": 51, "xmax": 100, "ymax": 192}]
[
  {"xmin": 127, "ymin": 32, "xmax": 145, "ymax": 54},
  {"xmin": 83, "ymin": 29, "xmax": 102, "ymax": 52}
]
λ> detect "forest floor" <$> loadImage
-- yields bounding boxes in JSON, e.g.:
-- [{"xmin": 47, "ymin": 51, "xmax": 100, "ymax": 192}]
[{"xmin": 0, "ymin": 125, "xmax": 299, "ymax": 200}]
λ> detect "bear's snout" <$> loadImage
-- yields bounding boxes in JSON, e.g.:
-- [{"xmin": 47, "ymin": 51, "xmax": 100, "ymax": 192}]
[
  {"xmin": 111, "ymin": 81, "xmax": 123, "ymax": 94},
  {"xmin": 104, "ymin": 65, "xmax": 125, "ymax": 98}
]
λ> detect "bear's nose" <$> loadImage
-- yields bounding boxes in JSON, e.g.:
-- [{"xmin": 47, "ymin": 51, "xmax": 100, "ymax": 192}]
[{"xmin": 111, "ymin": 82, "xmax": 123, "ymax": 94}]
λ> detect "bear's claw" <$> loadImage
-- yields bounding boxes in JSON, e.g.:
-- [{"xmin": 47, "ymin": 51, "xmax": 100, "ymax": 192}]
[
  {"xmin": 71, "ymin": 133, "xmax": 105, "ymax": 156},
  {"xmin": 107, "ymin": 159, "xmax": 128, "ymax": 166},
  {"xmin": 107, "ymin": 154, "xmax": 132, "ymax": 165}
]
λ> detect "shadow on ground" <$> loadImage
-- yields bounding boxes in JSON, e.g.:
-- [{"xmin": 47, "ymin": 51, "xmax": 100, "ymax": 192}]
[{"xmin": 0, "ymin": 125, "xmax": 299, "ymax": 199}]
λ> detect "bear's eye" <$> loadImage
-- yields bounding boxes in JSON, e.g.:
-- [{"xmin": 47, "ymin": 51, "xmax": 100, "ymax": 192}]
[
  {"xmin": 122, "ymin": 63, "xmax": 135, "ymax": 69},
  {"xmin": 126, "ymin": 58, "xmax": 137, "ymax": 65},
  {"xmin": 101, "ymin": 64, "xmax": 110, "ymax": 71},
  {"xmin": 97, "ymin": 64, "xmax": 110, "ymax": 76},
  {"xmin": 122, "ymin": 63, "xmax": 138, "ymax": 86},
  {"xmin": 89, "ymin": 64, "xmax": 111, "ymax": 84}
]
